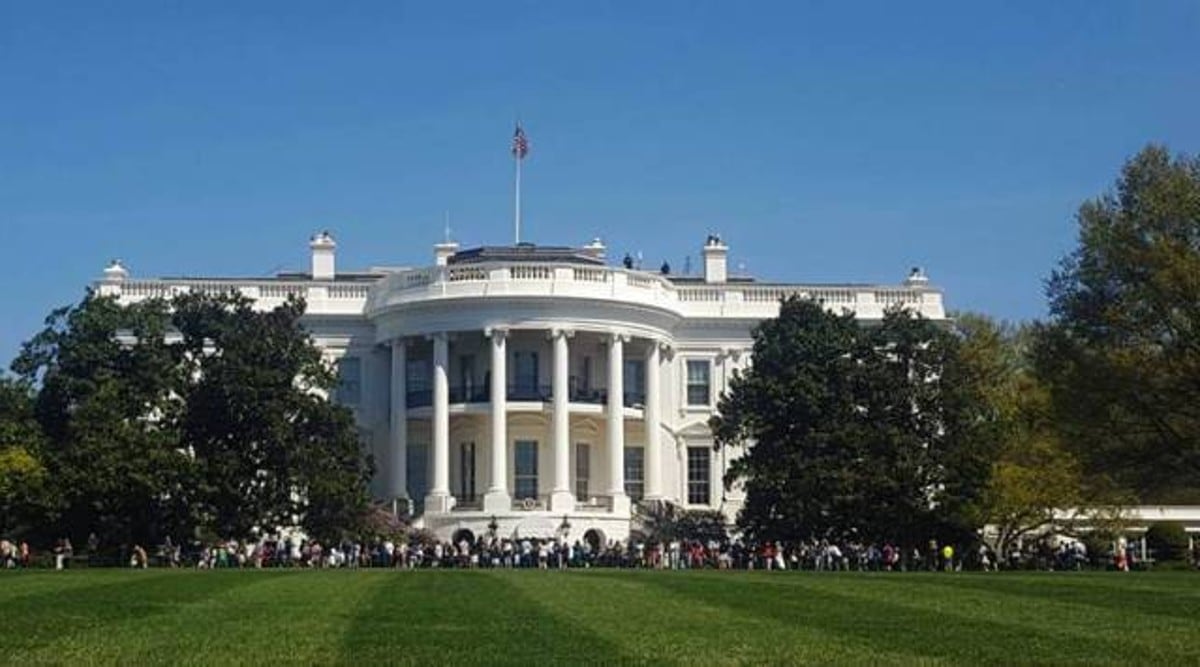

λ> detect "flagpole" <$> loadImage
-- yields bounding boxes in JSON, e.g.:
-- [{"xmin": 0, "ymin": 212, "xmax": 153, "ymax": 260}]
[{"xmin": 514, "ymin": 153, "xmax": 522, "ymax": 244}]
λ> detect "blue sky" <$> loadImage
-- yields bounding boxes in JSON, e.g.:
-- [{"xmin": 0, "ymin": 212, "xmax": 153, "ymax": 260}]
[{"xmin": 2, "ymin": 1, "xmax": 1198, "ymax": 363}]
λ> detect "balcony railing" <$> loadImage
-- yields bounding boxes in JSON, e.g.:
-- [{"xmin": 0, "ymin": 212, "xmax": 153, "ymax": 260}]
[
  {"xmin": 507, "ymin": 383, "xmax": 553, "ymax": 402},
  {"xmin": 406, "ymin": 389, "xmax": 432, "ymax": 408},
  {"xmin": 365, "ymin": 262, "xmax": 944, "ymax": 322},
  {"xmin": 448, "ymin": 385, "xmax": 489, "ymax": 404},
  {"xmin": 409, "ymin": 385, "xmax": 645, "ymax": 408}
]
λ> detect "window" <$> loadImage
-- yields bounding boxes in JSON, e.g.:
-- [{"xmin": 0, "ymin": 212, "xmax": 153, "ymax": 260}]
[
  {"xmin": 407, "ymin": 358, "xmax": 430, "ymax": 407},
  {"xmin": 515, "ymin": 440, "xmax": 539, "ymax": 500},
  {"xmin": 514, "ymin": 351, "xmax": 539, "ymax": 398},
  {"xmin": 407, "ymin": 443, "xmax": 429, "ymax": 511},
  {"xmin": 686, "ymin": 359, "xmax": 711, "ymax": 406},
  {"xmin": 624, "ymin": 446, "xmax": 645, "ymax": 501},
  {"xmin": 458, "ymin": 441, "xmax": 476, "ymax": 502},
  {"xmin": 687, "ymin": 446, "xmax": 711, "ymax": 505},
  {"xmin": 407, "ymin": 358, "xmax": 429, "ymax": 390},
  {"xmin": 623, "ymin": 359, "xmax": 645, "ymax": 406},
  {"xmin": 458, "ymin": 354, "xmax": 477, "ymax": 402},
  {"xmin": 575, "ymin": 443, "xmax": 590, "ymax": 499},
  {"xmin": 336, "ymin": 356, "xmax": 362, "ymax": 405}
]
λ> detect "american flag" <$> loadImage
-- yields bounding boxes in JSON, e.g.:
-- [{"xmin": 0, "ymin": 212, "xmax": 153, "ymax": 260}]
[{"xmin": 512, "ymin": 124, "xmax": 529, "ymax": 160}]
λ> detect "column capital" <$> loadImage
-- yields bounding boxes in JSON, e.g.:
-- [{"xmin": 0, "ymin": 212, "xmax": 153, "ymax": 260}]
[
  {"xmin": 390, "ymin": 337, "xmax": 409, "ymax": 350},
  {"xmin": 719, "ymin": 347, "xmax": 743, "ymax": 362},
  {"xmin": 548, "ymin": 327, "xmax": 575, "ymax": 340},
  {"xmin": 648, "ymin": 338, "xmax": 673, "ymax": 360},
  {"xmin": 606, "ymin": 330, "xmax": 631, "ymax": 344},
  {"xmin": 484, "ymin": 326, "xmax": 510, "ymax": 340}
]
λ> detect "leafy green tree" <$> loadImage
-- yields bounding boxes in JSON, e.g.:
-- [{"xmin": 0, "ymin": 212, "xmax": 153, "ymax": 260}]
[
  {"xmin": 1145, "ymin": 521, "xmax": 1190, "ymax": 564},
  {"xmin": 171, "ymin": 292, "xmax": 372, "ymax": 541},
  {"xmin": 12, "ymin": 296, "xmax": 189, "ymax": 548},
  {"xmin": 954, "ymin": 314, "xmax": 1084, "ymax": 559},
  {"xmin": 0, "ymin": 378, "xmax": 56, "ymax": 537},
  {"xmin": 1036, "ymin": 145, "xmax": 1200, "ymax": 502},
  {"xmin": 634, "ymin": 500, "xmax": 728, "ymax": 544},
  {"xmin": 712, "ymin": 297, "xmax": 996, "ymax": 549}
]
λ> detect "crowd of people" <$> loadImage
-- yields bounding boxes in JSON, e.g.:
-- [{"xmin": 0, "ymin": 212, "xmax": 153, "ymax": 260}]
[{"xmin": 3, "ymin": 532, "xmax": 1187, "ymax": 572}]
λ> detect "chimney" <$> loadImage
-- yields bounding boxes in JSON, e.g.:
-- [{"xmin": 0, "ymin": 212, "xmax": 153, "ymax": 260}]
[
  {"xmin": 310, "ymin": 231, "xmax": 336, "ymax": 280},
  {"xmin": 434, "ymin": 240, "xmax": 460, "ymax": 266},
  {"xmin": 702, "ymin": 234, "xmax": 728, "ymax": 283}
]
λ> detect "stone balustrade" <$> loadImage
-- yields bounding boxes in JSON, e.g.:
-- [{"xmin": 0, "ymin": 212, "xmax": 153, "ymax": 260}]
[{"xmin": 98, "ymin": 262, "xmax": 943, "ymax": 321}]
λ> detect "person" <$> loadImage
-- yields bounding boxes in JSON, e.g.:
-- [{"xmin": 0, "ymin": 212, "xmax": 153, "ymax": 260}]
[
  {"xmin": 53, "ymin": 538, "xmax": 67, "ymax": 570},
  {"xmin": 979, "ymin": 544, "xmax": 992, "ymax": 572},
  {"xmin": 941, "ymin": 544, "xmax": 955, "ymax": 572},
  {"xmin": 131, "ymin": 544, "xmax": 149, "ymax": 569}
]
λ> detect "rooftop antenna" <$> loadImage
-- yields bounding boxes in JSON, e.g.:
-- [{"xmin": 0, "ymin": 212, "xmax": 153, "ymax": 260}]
[{"xmin": 443, "ymin": 210, "xmax": 452, "ymax": 243}]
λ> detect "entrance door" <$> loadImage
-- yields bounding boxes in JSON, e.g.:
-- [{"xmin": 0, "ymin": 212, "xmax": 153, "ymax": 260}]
[{"xmin": 458, "ymin": 441, "xmax": 476, "ymax": 502}]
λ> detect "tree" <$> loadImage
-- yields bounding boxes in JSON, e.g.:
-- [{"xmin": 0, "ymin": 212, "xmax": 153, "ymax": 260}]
[
  {"xmin": 0, "ymin": 378, "xmax": 56, "ymax": 537},
  {"xmin": 634, "ymin": 500, "xmax": 728, "ymax": 544},
  {"xmin": 10, "ymin": 290, "xmax": 373, "ymax": 548},
  {"xmin": 12, "ymin": 295, "xmax": 189, "ymax": 549},
  {"xmin": 171, "ymin": 292, "xmax": 372, "ymax": 542},
  {"xmin": 955, "ymin": 314, "xmax": 1085, "ymax": 560},
  {"xmin": 1036, "ymin": 145, "xmax": 1200, "ymax": 502},
  {"xmin": 711, "ymin": 297, "xmax": 997, "ymax": 550},
  {"xmin": 1145, "ymin": 521, "xmax": 1190, "ymax": 564}
]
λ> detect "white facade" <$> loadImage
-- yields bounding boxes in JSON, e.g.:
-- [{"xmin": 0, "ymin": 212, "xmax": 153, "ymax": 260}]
[{"xmin": 95, "ymin": 233, "xmax": 945, "ymax": 542}]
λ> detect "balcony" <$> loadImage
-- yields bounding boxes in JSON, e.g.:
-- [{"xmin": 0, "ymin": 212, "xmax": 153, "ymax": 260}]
[
  {"xmin": 406, "ymin": 389, "xmax": 432, "ymax": 408},
  {"xmin": 507, "ymin": 383, "xmax": 553, "ymax": 402},
  {"xmin": 409, "ymin": 384, "xmax": 645, "ymax": 408},
  {"xmin": 449, "ymin": 385, "xmax": 489, "ymax": 404}
]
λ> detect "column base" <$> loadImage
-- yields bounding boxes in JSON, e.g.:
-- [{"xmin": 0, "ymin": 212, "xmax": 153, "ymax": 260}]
[
  {"xmin": 482, "ymin": 490, "xmax": 512, "ymax": 513},
  {"xmin": 389, "ymin": 495, "xmax": 412, "ymax": 516},
  {"xmin": 424, "ymin": 492, "xmax": 455, "ymax": 514},
  {"xmin": 609, "ymin": 492, "xmax": 632, "ymax": 516},
  {"xmin": 549, "ymin": 490, "xmax": 576, "ymax": 513}
]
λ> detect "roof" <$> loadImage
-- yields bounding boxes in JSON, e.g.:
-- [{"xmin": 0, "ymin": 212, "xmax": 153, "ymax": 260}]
[{"xmin": 448, "ymin": 243, "xmax": 605, "ymax": 266}]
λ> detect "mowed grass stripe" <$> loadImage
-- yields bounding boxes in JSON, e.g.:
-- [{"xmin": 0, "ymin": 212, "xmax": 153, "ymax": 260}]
[
  {"xmin": 3, "ymin": 570, "xmax": 282, "ymax": 663},
  {"xmin": 694, "ymin": 572, "xmax": 1198, "ymax": 663},
  {"xmin": 928, "ymin": 572, "xmax": 1200, "ymax": 622},
  {"xmin": 515, "ymin": 570, "xmax": 926, "ymax": 665},
  {"xmin": 114, "ymin": 571, "xmax": 380, "ymax": 665},
  {"xmin": 1, "ymin": 571, "xmax": 1197, "ymax": 664},
  {"xmin": 337, "ymin": 570, "xmax": 633, "ymax": 665}
]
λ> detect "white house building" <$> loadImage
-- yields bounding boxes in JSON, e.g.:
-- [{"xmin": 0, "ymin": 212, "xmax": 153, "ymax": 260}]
[{"xmin": 95, "ymin": 232, "xmax": 945, "ymax": 544}]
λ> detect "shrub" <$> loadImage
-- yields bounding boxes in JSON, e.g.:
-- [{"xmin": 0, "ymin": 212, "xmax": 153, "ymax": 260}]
[{"xmin": 1145, "ymin": 522, "xmax": 1190, "ymax": 564}]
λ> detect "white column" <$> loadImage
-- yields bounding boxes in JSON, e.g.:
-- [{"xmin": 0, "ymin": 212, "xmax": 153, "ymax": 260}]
[
  {"xmin": 484, "ymin": 328, "xmax": 511, "ymax": 512},
  {"xmin": 645, "ymin": 340, "xmax": 664, "ymax": 500},
  {"xmin": 388, "ymin": 339, "xmax": 409, "ymax": 510},
  {"xmin": 607, "ymin": 332, "xmax": 630, "ymax": 514},
  {"xmin": 426, "ymin": 332, "xmax": 453, "ymax": 513},
  {"xmin": 550, "ymin": 328, "xmax": 575, "ymax": 512}
]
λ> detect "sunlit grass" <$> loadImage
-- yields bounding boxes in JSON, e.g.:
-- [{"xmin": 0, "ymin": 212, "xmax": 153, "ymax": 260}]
[{"xmin": 1, "ymin": 569, "xmax": 1196, "ymax": 665}]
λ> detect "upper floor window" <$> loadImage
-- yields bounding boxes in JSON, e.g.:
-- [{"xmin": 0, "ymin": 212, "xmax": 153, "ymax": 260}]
[
  {"xmin": 514, "ymin": 351, "xmax": 539, "ymax": 396},
  {"xmin": 686, "ymin": 359, "xmax": 711, "ymax": 406},
  {"xmin": 336, "ymin": 356, "xmax": 362, "ymax": 405},
  {"xmin": 623, "ymin": 359, "xmax": 645, "ymax": 405}
]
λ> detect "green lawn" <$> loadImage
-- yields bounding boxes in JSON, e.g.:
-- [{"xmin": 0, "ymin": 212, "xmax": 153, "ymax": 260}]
[{"xmin": 1, "ymin": 570, "xmax": 1196, "ymax": 665}]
